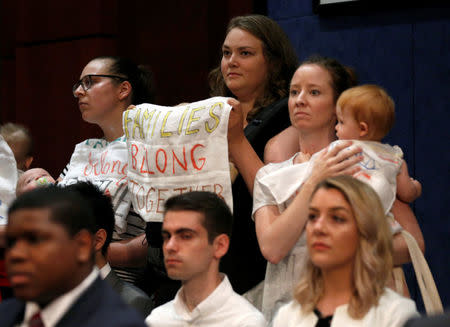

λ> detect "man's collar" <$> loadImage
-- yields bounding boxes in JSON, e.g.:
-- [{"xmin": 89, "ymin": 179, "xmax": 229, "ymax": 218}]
[
  {"xmin": 23, "ymin": 268, "xmax": 99, "ymax": 327},
  {"xmin": 99, "ymin": 263, "xmax": 111, "ymax": 279},
  {"xmin": 173, "ymin": 274, "xmax": 232, "ymax": 321}
]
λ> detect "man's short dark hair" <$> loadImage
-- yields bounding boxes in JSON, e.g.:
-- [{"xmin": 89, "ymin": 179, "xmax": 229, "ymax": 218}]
[
  {"xmin": 64, "ymin": 182, "xmax": 115, "ymax": 255},
  {"xmin": 164, "ymin": 191, "xmax": 232, "ymax": 243},
  {"xmin": 8, "ymin": 185, "xmax": 97, "ymax": 236}
]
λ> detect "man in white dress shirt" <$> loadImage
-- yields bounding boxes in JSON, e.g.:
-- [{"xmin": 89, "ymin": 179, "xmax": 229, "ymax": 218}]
[{"xmin": 145, "ymin": 191, "xmax": 266, "ymax": 327}]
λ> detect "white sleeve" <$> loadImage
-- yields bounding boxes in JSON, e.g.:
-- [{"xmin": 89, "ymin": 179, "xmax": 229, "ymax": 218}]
[
  {"xmin": 0, "ymin": 136, "xmax": 18, "ymax": 224},
  {"xmin": 252, "ymin": 165, "xmax": 278, "ymax": 220},
  {"xmin": 382, "ymin": 290, "xmax": 420, "ymax": 327}
]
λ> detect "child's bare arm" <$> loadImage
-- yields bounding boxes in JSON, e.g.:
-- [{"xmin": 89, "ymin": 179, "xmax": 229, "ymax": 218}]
[{"xmin": 396, "ymin": 160, "xmax": 422, "ymax": 203}]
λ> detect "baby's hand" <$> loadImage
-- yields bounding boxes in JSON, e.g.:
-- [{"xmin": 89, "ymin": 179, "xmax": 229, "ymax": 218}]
[{"xmin": 411, "ymin": 178, "xmax": 422, "ymax": 199}]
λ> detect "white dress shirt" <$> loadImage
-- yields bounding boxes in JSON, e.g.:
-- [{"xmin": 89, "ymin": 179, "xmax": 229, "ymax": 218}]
[
  {"xmin": 18, "ymin": 268, "xmax": 99, "ymax": 327},
  {"xmin": 146, "ymin": 274, "xmax": 266, "ymax": 327}
]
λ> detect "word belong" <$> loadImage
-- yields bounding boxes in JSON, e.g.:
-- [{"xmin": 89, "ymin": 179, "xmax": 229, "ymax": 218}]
[{"xmin": 129, "ymin": 143, "xmax": 206, "ymax": 176}]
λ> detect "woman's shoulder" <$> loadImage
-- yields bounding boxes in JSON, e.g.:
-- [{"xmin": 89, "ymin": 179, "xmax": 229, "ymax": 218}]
[
  {"xmin": 264, "ymin": 126, "xmax": 300, "ymax": 164},
  {"xmin": 378, "ymin": 288, "xmax": 418, "ymax": 307},
  {"xmin": 273, "ymin": 300, "xmax": 303, "ymax": 323},
  {"xmin": 368, "ymin": 288, "xmax": 420, "ymax": 325},
  {"xmin": 279, "ymin": 299, "xmax": 302, "ymax": 312}
]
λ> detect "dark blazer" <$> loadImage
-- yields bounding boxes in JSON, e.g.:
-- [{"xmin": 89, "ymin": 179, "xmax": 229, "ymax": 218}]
[
  {"xmin": 0, "ymin": 277, "xmax": 147, "ymax": 327},
  {"xmin": 104, "ymin": 269, "xmax": 153, "ymax": 317}
]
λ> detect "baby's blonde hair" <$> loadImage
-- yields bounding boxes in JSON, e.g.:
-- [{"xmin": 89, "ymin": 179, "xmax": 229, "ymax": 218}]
[{"xmin": 337, "ymin": 85, "xmax": 395, "ymax": 141}]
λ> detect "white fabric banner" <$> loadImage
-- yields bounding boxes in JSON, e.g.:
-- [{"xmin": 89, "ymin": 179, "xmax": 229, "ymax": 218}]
[
  {"xmin": 58, "ymin": 137, "xmax": 131, "ymax": 233},
  {"xmin": 259, "ymin": 140, "xmax": 403, "ymax": 215},
  {"xmin": 0, "ymin": 136, "xmax": 18, "ymax": 224},
  {"xmin": 123, "ymin": 97, "xmax": 232, "ymax": 222}
]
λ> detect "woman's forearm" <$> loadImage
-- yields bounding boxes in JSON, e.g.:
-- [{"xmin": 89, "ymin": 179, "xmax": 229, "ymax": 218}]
[
  {"xmin": 229, "ymin": 137, "xmax": 264, "ymax": 194},
  {"xmin": 255, "ymin": 142, "xmax": 364, "ymax": 264},
  {"xmin": 107, "ymin": 233, "xmax": 148, "ymax": 268},
  {"xmin": 255, "ymin": 179, "xmax": 317, "ymax": 264}
]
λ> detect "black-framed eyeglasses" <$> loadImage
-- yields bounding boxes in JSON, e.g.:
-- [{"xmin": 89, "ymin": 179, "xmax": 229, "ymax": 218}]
[{"xmin": 72, "ymin": 74, "xmax": 128, "ymax": 98}]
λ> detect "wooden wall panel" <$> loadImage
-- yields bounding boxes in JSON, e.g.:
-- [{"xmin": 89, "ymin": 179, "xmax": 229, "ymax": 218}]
[
  {"xmin": 117, "ymin": 1, "xmax": 255, "ymax": 106},
  {"xmin": 118, "ymin": 1, "xmax": 211, "ymax": 105},
  {"xmin": 1, "ymin": 0, "xmax": 256, "ymax": 182},
  {"xmin": 0, "ymin": 0, "xmax": 16, "ymax": 123},
  {"xmin": 0, "ymin": 60, "xmax": 16, "ymax": 123},
  {"xmin": 16, "ymin": 0, "xmax": 118, "ymax": 42},
  {"xmin": 0, "ymin": 0, "xmax": 16, "ymax": 58}
]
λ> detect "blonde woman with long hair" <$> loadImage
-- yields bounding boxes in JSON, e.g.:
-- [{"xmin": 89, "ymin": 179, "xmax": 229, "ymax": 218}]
[{"xmin": 272, "ymin": 176, "xmax": 419, "ymax": 326}]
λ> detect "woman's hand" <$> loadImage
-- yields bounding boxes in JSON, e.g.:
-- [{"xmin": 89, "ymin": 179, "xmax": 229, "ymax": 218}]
[
  {"xmin": 227, "ymin": 98, "xmax": 245, "ymax": 145},
  {"xmin": 255, "ymin": 141, "xmax": 363, "ymax": 263},
  {"xmin": 226, "ymin": 97, "xmax": 264, "ymax": 194},
  {"xmin": 309, "ymin": 141, "xmax": 363, "ymax": 185}
]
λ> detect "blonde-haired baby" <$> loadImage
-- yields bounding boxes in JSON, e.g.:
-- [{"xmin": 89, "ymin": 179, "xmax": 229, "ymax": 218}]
[
  {"xmin": 256, "ymin": 85, "xmax": 420, "ymax": 216},
  {"xmin": 335, "ymin": 84, "xmax": 421, "ymax": 203}
]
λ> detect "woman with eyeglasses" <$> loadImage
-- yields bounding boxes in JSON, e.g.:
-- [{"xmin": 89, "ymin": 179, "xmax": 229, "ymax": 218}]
[
  {"xmin": 71, "ymin": 56, "xmax": 154, "ymax": 142},
  {"xmin": 59, "ymin": 56, "xmax": 154, "ymax": 285}
]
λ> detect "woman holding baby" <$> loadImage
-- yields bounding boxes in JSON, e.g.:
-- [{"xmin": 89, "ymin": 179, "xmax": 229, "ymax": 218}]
[{"xmin": 228, "ymin": 55, "xmax": 424, "ymax": 321}]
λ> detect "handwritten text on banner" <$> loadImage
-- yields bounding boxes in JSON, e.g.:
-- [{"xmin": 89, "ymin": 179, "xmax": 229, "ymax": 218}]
[{"xmin": 123, "ymin": 97, "xmax": 232, "ymax": 222}]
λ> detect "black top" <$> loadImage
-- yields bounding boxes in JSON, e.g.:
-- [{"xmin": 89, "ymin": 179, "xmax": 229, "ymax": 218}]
[
  {"xmin": 314, "ymin": 308, "xmax": 333, "ymax": 327},
  {"xmin": 220, "ymin": 98, "xmax": 291, "ymax": 294}
]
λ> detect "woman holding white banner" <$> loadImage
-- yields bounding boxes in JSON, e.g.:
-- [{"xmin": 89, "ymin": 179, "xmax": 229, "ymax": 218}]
[
  {"xmin": 209, "ymin": 14, "xmax": 299, "ymax": 295},
  {"xmin": 61, "ymin": 56, "xmax": 154, "ymax": 284},
  {"xmin": 228, "ymin": 55, "xmax": 424, "ymax": 321}
]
